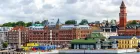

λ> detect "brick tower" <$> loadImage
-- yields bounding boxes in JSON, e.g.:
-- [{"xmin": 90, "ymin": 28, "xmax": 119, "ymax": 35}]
[{"xmin": 119, "ymin": 1, "xmax": 127, "ymax": 27}]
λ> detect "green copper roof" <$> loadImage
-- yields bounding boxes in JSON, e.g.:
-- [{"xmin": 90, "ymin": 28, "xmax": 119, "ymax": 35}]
[
  {"xmin": 71, "ymin": 38, "xmax": 114, "ymax": 44},
  {"xmin": 71, "ymin": 38, "xmax": 97, "ymax": 44},
  {"xmin": 71, "ymin": 32, "xmax": 107, "ymax": 44},
  {"xmin": 33, "ymin": 24, "xmax": 43, "ymax": 26},
  {"xmin": 90, "ymin": 33, "xmax": 105, "ymax": 38}
]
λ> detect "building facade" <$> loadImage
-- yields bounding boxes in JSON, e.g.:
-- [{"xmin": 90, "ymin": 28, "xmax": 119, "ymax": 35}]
[
  {"xmin": 28, "ymin": 19, "xmax": 92, "ymax": 46},
  {"xmin": 0, "ymin": 27, "xmax": 13, "ymax": 48},
  {"xmin": 99, "ymin": 19, "xmax": 118, "ymax": 38},
  {"xmin": 117, "ymin": 1, "xmax": 140, "ymax": 36},
  {"xmin": 100, "ymin": 26, "xmax": 118, "ymax": 38},
  {"xmin": 7, "ymin": 26, "xmax": 29, "ymax": 48},
  {"xmin": 58, "ymin": 25, "xmax": 92, "ymax": 45},
  {"xmin": 119, "ymin": 1, "xmax": 127, "ymax": 28},
  {"xmin": 118, "ymin": 25, "xmax": 140, "ymax": 36},
  {"xmin": 0, "ymin": 27, "xmax": 13, "ymax": 42},
  {"xmin": 71, "ymin": 33, "xmax": 117, "ymax": 49},
  {"xmin": 109, "ymin": 36, "xmax": 140, "ymax": 49},
  {"xmin": 28, "ymin": 24, "xmax": 45, "ymax": 45}
]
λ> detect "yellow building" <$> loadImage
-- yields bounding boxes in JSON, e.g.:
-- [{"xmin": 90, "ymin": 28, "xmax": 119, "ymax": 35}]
[
  {"xmin": 22, "ymin": 43, "xmax": 39, "ymax": 51},
  {"xmin": 26, "ymin": 43, "xmax": 39, "ymax": 47},
  {"xmin": 109, "ymin": 36, "xmax": 139, "ymax": 49}
]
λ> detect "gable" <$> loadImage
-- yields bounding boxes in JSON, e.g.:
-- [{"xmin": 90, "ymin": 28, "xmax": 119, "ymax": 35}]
[{"xmin": 132, "ymin": 36, "xmax": 138, "ymax": 39}]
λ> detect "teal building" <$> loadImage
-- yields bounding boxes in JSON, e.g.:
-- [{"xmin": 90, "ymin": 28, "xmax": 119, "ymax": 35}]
[{"xmin": 71, "ymin": 32, "xmax": 117, "ymax": 49}]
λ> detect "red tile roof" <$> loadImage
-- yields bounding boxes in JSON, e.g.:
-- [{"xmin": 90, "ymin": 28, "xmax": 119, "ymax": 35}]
[{"xmin": 9, "ymin": 26, "xmax": 28, "ymax": 31}]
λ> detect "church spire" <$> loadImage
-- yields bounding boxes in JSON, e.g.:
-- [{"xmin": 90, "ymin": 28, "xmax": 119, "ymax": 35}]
[
  {"xmin": 119, "ymin": 0, "xmax": 127, "ymax": 28},
  {"xmin": 56, "ymin": 18, "xmax": 60, "ymax": 25},
  {"xmin": 32, "ymin": 20, "xmax": 34, "ymax": 26},
  {"xmin": 120, "ymin": 1, "xmax": 126, "ymax": 8}
]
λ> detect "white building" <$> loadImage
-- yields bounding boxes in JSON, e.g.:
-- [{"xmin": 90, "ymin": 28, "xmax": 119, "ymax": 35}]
[
  {"xmin": 0, "ymin": 27, "xmax": 13, "ymax": 48},
  {"xmin": 100, "ymin": 27, "xmax": 118, "ymax": 38},
  {"xmin": 0, "ymin": 27, "xmax": 13, "ymax": 42},
  {"xmin": 99, "ymin": 19, "xmax": 118, "ymax": 38}
]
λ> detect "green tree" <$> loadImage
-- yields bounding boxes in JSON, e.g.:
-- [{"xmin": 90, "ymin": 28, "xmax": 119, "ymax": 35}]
[
  {"xmin": 2, "ymin": 23, "xmax": 8, "ymax": 27},
  {"xmin": 11, "ymin": 22, "xmax": 16, "ymax": 27},
  {"xmin": 41, "ymin": 20, "xmax": 48, "ymax": 25},
  {"xmin": 79, "ymin": 19, "xmax": 88, "ymax": 25},
  {"xmin": 131, "ymin": 20, "xmax": 137, "ymax": 24},
  {"xmin": 16, "ymin": 21, "xmax": 25, "ymax": 26},
  {"xmin": 65, "ymin": 20, "xmax": 77, "ymax": 25},
  {"xmin": 26, "ymin": 22, "xmax": 32, "ymax": 27},
  {"xmin": 2, "ymin": 22, "xmax": 14, "ymax": 27},
  {"xmin": 128, "ymin": 20, "xmax": 137, "ymax": 25},
  {"xmin": 2, "ymin": 41, "xmax": 8, "ymax": 48},
  {"xmin": 6, "ymin": 22, "xmax": 12, "ymax": 27},
  {"xmin": 35, "ymin": 21, "xmax": 40, "ymax": 24}
]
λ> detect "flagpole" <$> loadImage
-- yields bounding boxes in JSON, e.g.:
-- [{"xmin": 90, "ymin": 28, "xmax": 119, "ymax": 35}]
[{"xmin": 18, "ymin": 29, "xmax": 21, "ymax": 49}]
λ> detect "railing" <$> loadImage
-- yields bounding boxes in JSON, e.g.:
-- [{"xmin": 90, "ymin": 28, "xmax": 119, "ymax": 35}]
[{"xmin": 0, "ymin": 52, "xmax": 26, "ymax": 54}]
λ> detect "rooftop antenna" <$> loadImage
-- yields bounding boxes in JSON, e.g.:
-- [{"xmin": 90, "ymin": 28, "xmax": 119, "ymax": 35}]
[{"xmin": 32, "ymin": 20, "xmax": 34, "ymax": 26}]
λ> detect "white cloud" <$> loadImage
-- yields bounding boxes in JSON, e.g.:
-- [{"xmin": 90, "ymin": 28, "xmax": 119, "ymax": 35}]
[{"xmin": 0, "ymin": 0, "xmax": 139, "ymax": 24}]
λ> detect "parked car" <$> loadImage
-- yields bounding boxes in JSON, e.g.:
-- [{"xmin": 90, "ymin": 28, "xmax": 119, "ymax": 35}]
[
  {"xmin": 1, "ymin": 48, "xmax": 6, "ymax": 50},
  {"xmin": 1, "ymin": 48, "xmax": 4, "ymax": 50},
  {"xmin": 15, "ymin": 48, "xmax": 24, "ymax": 52}
]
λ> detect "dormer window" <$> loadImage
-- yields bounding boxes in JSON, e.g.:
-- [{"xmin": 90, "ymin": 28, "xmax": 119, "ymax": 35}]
[{"xmin": 51, "ymin": 22, "xmax": 53, "ymax": 24}]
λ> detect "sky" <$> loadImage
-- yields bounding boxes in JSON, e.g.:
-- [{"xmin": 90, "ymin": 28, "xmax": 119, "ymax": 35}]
[{"xmin": 0, "ymin": 0, "xmax": 140, "ymax": 24}]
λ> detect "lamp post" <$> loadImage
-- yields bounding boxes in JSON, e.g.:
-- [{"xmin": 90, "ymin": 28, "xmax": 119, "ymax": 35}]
[
  {"xmin": 50, "ymin": 30, "xmax": 52, "ymax": 45},
  {"xmin": 18, "ymin": 29, "xmax": 21, "ymax": 49}
]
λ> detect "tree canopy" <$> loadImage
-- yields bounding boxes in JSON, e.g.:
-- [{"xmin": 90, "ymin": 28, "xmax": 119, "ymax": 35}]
[
  {"xmin": 65, "ymin": 20, "xmax": 77, "ymax": 25},
  {"xmin": 131, "ymin": 20, "xmax": 137, "ymax": 24},
  {"xmin": 2, "ymin": 22, "xmax": 14, "ymax": 27},
  {"xmin": 79, "ymin": 19, "xmax": 88, "ymax": 25},
  {"xmin": 2, "ymin": 21, "xmax": 39, "ymax": 27},
  {"xmin": 35, "ymin": 21, "xmax": 40, "ymax": 24},
  {"xmin": 16, "ymin": 21, "xmax": 25, "ymax": 26},
  {"xmin": 2, "ymin": 41, "xmax": 8, "ymax": 48},
  {"xmin": 26, "ymin": 22, "xmax": 32, "ymax": 27},
  {"xmin": 127, "ymin": 20, "xmax": 137, "ymax": 25}
]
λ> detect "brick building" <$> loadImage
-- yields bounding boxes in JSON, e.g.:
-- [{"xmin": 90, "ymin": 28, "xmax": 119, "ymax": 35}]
[
  {"xmin": 58, "ymin": 25, "xmax": 92, "ymax": 45},
  {"xmin": 118, "ymin": 25, "xmax": 140, "ymax": 36},
  {"xmin": 28, "ymin": 24, "xmax": 45, "ymax": 44},
  {"xmin": 119, "ymin": 1, "xmax": 127, "ymax": 28},
  {"xmin": 28, "ymin": 19, "xmax": 92, "ymax": 46},
  {"xmin": 28, "ymin": 19, "xmax": 60, "ymax": 45},
  {"xmin": 8, "ymin": 26, "xmax": 29, "ymax": 48},
  {"xmin": 118, "ymin": 1, "xmax": 140, "ymax": 36}
]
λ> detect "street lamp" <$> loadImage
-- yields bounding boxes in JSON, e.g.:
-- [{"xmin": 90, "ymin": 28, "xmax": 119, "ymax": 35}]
[
  {"xmin": 18, "ymin": 29, "xmax": 21, "ymax": 49},
  {"xmin": 50, "ymin": 30, "xmax": 52, "ymax": 45}
]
